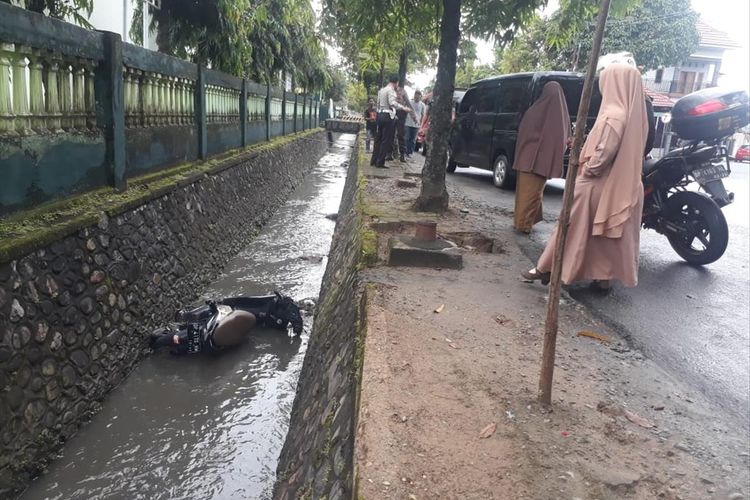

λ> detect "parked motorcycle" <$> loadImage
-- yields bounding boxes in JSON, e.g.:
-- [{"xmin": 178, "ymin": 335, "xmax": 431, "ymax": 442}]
[{"xmin": 641, "ymin": 87, "xmax": 749, "ymax": 265}]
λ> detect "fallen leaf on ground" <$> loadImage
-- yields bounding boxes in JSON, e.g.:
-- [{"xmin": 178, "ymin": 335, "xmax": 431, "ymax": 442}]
[
  {"xmin": 448, "ymin": 343, "xmax": 460, "ymax": 349},
  {"xmin": 577, "ymin": 330, "xmax": 612, "ymax": 343},
  {"xmin": 478, "ymin": 422, "xmax": 497, "ymax": 439},
  {"xmin": 624, "ymin": 409, "xmax": 655, "ymax": 428},
  {"xmin": 434, "ymin": 304, "xmax": 445, "ymax": 313}
]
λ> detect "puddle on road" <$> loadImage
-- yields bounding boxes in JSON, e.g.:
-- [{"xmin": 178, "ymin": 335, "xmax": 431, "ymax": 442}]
[{"xmin": 22, "ymin": 134, "xmax": 356, "ymax": 500}]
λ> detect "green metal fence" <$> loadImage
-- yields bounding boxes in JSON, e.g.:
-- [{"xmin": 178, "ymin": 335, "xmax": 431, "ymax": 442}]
[{"xmin": 0, "ymin": 2, "xmax": 320, "ymax": 216}]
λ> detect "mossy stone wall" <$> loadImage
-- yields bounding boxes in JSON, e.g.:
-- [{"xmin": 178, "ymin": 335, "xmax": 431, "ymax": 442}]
[{"xmin": 0, "ymin": 131, "xmax": 327, "ymax": 496}]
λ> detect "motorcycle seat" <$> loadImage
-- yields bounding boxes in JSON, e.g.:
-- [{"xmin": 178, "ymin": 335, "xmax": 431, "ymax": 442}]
[{"xmin": 642, "ymin": 158, "xmax": 660, "ymax": 176}]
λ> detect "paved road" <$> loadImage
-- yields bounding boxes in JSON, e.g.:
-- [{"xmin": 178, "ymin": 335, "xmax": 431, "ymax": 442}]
[{"xmin": 448, "ymin": 162, "xmax": 750, "ymax": 424}]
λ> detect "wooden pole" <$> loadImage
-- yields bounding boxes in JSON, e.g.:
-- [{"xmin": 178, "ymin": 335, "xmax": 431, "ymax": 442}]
[{"xmin": 538, "ymin": 0, "xmax": 612, "ymax": 407}]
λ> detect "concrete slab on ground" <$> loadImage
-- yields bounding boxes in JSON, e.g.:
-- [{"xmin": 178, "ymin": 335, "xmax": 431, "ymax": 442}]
[{"xmin": 387, "ymin": 235, "xmax": 462, "ymax": 269}]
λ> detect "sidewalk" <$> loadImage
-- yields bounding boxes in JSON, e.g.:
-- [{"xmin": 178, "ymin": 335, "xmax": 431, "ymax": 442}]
[{"xmin": 353, "ymin": 154, "xmax": 748, "ymax": 499}]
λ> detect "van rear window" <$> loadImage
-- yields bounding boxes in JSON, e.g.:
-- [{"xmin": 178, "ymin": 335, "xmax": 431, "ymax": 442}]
[{"xmin": 535, "ymin": 77, "xmax": 602, "ymax": 118}]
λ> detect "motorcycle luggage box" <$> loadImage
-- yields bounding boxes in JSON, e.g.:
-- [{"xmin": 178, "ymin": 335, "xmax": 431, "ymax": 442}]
[{"xmin": 671, "ymin": 88, "xmax": 749, "ymax": 140}]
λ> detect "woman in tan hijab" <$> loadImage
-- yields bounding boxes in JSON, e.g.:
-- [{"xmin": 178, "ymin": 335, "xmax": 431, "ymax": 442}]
[
  {"xmin": 513, "ymin": 81, "xmax": 571, "ymax": 233},
  {"xmin": 522, "ymin": 64, "xmax": 648, "ymax": 288}
]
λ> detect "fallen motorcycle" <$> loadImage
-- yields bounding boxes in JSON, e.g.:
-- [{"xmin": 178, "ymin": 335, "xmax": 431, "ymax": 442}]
[
  {"xmin": 641, "ymin": 87, "xmax": 749, "ymax": 265},
  {"xmin": 150, "ymin": 292, "xmax": 303, "ymax": 355}
]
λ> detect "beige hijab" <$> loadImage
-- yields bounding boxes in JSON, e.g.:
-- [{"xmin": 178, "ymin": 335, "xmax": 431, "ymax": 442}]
[
  {"xmin": 514, "ymin": 81, "xmax": 571, "ymax": 178},
  {"xmin": 581, "ymin": 64, "xmax": 647, "ymax": 238}
]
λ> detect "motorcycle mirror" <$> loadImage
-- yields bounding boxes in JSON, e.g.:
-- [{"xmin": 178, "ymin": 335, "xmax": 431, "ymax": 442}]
[{"xmin": 661, "ymin": 113, "xmax": 672, "ymax": 124}]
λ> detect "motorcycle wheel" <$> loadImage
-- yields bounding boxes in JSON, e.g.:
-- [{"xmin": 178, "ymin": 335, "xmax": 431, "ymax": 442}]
[{"xmin": 664, "ymin": 191, "xmax": 728, "ymax": 265}]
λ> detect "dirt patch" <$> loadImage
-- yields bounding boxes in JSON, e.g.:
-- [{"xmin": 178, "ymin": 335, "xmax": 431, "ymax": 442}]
[{"xmin": 353, "ymin": 160, "xmax": 749, "ymax": 500}]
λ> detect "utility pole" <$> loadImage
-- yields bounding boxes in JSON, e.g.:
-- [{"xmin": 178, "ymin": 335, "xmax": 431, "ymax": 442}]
[{"xmin": 538, "ymin": 0, "xmax": 612, "ymax": 407}]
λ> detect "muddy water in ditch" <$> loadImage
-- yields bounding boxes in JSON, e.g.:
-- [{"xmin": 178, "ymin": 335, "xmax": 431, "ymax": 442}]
[{"xmin": 22, "ymin": 134, "xmax": 355, "ymax": 500}]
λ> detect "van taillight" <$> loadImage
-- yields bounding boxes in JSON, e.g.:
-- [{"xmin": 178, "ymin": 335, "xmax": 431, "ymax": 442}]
[{"xmin": 687, "ymin": 99, "xmax": 727, "ymax": 116}]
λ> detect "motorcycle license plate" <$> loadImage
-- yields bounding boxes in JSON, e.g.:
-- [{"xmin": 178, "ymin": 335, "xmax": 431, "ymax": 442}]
[{"xmin": 692, "ymin": 164, "xmax": 729, "ymax": 183}]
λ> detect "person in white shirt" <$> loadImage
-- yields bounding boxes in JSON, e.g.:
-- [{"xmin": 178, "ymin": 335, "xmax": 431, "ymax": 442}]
[
  {"xmin": 370, "ymin": 75, "xmax": 411, "ymax": 168},
  {"xmin": 404, "ymin": 90, "xmax": 424, "ymax": 158}
]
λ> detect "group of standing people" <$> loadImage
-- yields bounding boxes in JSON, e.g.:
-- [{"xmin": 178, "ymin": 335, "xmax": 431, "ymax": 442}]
[
  {"xmin": 513, "ymin": 62, "xmax": 650, "ymax": 290},
  {"xmin": 365, "ymin": 75, "xmax": 426, "ymax": 168},
  {"xmin": 364, "ymin": 61, "xmax": 650, "ymax": 290}
]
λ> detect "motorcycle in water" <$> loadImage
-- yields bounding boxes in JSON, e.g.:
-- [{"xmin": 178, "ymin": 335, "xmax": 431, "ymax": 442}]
[
  {"xmin": 641, "ymin": 87, "xmax": 749, "ymax": 265},
  {"xmin": 150, "ymin": 292, "xmax": 304, "ymax": 355}
]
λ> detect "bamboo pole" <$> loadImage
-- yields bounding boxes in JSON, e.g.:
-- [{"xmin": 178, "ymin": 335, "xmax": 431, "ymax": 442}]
[{"xmin": 538, "ymin": 0, "xmax": 612, "ymax": 407}]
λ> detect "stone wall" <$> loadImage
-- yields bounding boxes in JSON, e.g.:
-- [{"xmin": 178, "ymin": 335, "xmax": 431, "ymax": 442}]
[
  {"xmin": 0, "ymin": 130, "xmax": 328, "ymax": 496},
  {"xmin": 275, "ymin": 136, "xmax": 367, "ymax": 500}
]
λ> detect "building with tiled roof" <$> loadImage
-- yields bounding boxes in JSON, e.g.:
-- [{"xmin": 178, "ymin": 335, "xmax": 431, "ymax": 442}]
[
  {"xmin": 642, "ymin": 19, "xmax": 738, "ymax": 99},
  {"xmin": 696, "ymin": 20, "xmax": 740, "ymax": 49}
]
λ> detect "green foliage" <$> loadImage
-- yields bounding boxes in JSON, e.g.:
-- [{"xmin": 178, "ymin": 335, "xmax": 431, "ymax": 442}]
[
  {"xmin": 326, "ymin": 67, "xmax": 349, "ymax": 102},
  {"xmin": 321, "ymin": 0, "xmax": 440, "ymax": 86},
  {"xmin": 346, "ymin": 80, "xmax": 368, "ymax": 110},
  {"xmin": 129, "ymin": 0, "xmax": 329, "ymax": 89},
  {"xmin": 461, "ymin": 0, "xmax": 543, "ymax": 42},
  {"xmin": 590, "ymin": 0, "xmax": 699, "ymax": 71},
  {"xmin": 499, "ymin": 15, "xmax": 556, "ymax": 73},
  {"xmin": 3, "ymin": 0, "xmax": 94, "ymax": 28},
  {"xmin": 506, "ymin": 0, "xmax": 700, "ymax": 73}
]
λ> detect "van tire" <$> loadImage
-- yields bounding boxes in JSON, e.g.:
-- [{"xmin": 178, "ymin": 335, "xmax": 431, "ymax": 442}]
[
  {"xmin": 492, "ymin": 154, "xmax": 515, "ymax": 190},
  {"xmin": 446, "ymin": 153, "xmax": 457, "ymax": 173}
]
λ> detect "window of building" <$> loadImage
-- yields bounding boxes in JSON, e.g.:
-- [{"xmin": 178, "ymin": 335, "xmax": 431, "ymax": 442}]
[
  {"xmin": 677, "ymin": 71, "xmax": 697, "ymax": 94},
  {"xmin": 654, "ymin": 68, "xmax": 664, "ymax": 84}
]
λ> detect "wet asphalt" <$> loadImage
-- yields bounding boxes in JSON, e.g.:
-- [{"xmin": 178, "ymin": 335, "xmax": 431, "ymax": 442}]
[{"xmin": 447, "ymin": 162, "xmax": 750, "ymax": 427}]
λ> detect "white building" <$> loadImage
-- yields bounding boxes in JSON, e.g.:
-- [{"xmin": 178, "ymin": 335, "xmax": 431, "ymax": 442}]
[
  {"xmin": 643, "ymin": 20, "xmax": 739, "ymax": 97},
  {"xmin": 10, "ymin": 0, "xmax": 157, "ymax": 48}
]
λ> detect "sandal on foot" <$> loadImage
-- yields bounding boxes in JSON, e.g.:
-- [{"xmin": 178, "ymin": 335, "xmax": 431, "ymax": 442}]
[
  {"xmin": 521, "ymin": 268, "xmax": 550, "ymax": 285},
  {"xmin": 591, "ymin": 279, "xmax": 611, "ymax": 291}
]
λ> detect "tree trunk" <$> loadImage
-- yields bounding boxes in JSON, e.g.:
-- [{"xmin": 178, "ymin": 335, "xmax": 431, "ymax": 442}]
[
  {"xmin": 538, "ymin": 0, "xmax": 612, "ymax": 407},
  {"xmin": 379, "ymin": 55, "xmax": 386, "ymax": 88},
  {"xmin": 414, "ymin": 0, "xmax": 460, "ymax": 213},
  {"xmin": 398, "ymin": 47, "xmax": 408, "ymax": 86}
]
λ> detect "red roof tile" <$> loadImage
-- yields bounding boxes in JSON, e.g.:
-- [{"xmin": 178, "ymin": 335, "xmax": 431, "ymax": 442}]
[{"xmin": 644, "ymin": 88, "xmax": 676, "ymax": 109}]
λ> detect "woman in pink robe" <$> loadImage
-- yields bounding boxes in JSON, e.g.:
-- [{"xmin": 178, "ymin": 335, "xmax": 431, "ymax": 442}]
[{"xmin": 522, "ymin": 64, "xmax": 648, "ymax": 288}]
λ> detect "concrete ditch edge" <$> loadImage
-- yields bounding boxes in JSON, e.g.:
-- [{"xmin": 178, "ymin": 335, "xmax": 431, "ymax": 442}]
[{"xmin": 275, "ymin": 134, "xmax": 373, "ymax": 500}]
